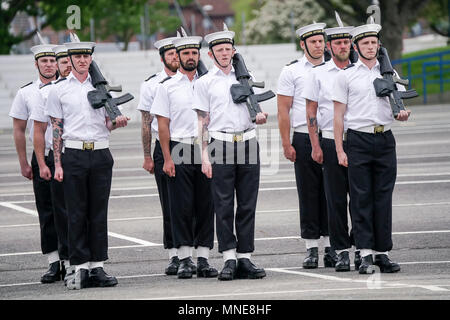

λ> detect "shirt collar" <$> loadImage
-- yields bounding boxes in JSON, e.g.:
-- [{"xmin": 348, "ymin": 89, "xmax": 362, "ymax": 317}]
[
  {"xmin": 355, "ymin": 58, "xmax": 380, "ymax": 71},
  {"xmin": 176, "ymin": 70, "xmax": 198, "ymax": 82},
  {"xmin": 325, "ymin": 59, "xmax": 341, "ymax": 71},
  {"xmin": 67, "ymin": 71, "xmax": 92, "ymax": 84},
  {"xmin": 300, "ymin": 55, "xmax": 324, "ymax": 67},
  {"xmin": 210, "ymin": 64, "xmax": 235, "ymax": 76}
]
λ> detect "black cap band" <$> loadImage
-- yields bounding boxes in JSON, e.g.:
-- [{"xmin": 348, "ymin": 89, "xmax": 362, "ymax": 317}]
[
  {"xmin": 301, "ymin": 29, "xmax": 325, "ymax": 41},
  {"xmin": 176, "ymin": 43, "xmax": 201, "ymax": 52},
  {"xmin": 353, "ymin": 31, "xmax": 379, "ymax": 43},
  {"xmin": 67, "ymin": 48, "xmax": 93, "ymax": 55},
  {"xmin": 55, "ymin": 52, "xmax": 68, "ymax": 60},
  {"xmin": 327, "ymin": 33, "xmax": 351, "ymax": 41},
  {"xmin": 159, "ymin": 44, "xmax": 175, "ymax": 55},
  {"xmin": 208, "ymin": 38, "xmax": 234, "ymax": 49},
  {"xmin": 35, "ymin": 52, "xmax": 56, "ymax": 60}
]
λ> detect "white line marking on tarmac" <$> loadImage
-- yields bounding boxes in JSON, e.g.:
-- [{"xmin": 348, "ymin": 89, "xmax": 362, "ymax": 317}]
[
  {"xmin": 0, "ymin": 202, "xmax": 37, "ymax": 216},
  {"xmin": 107, "ymin": 232, "xmax": 160, "ymax": 247},
  {"xmin": 1, "ymin": 262, "xmax": 450, "ymax": 289},
  {"xmin": 268, "ymin": 268, "xmax": 450, "ymax": 292},
  {"xmin": 0, "ymin": 202, "xmax": 160, "ymax": 247}
]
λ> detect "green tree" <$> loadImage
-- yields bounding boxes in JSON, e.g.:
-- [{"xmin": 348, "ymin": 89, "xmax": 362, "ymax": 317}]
[{"xmin": 315, "ymin": 0, "xmax": 431, "ymax": 61}]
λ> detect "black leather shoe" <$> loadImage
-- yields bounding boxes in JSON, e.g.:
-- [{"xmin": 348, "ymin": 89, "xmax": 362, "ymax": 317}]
[
  {"xmin": 197, "ymin": 257, "xmax": 218, "ymax": 278},
  {"xmin": 165, "ymin": 256, "xmax": 180, "ymax": 275},
  {"xmin": 41, "ymin": 261, "xmax": 62, "ymax": 283},
  {"xmin": 374, "ymin": 254, "xmax": 401, "ymax": 273},
  {"xmin": 303, "ymin": 247, "xmax": 319, "ymax": 269},
  {"xmin": 335, "ymin": 251, "xmax": 351, "ymax": 272},
  {"xmin": 358, "ymin": 255, "xmax": 375, "ymax": 274},
  {"xmin": 187, "ymin": 257, "xmax": 197, "ymax": 274},
  {"xmin": 66, "ymin": 269, "xmax": 90, "ymax": 290},
  {"xmin": 177, "ymin": 258, "xmax": 193, "ymax": 279},
  {"xmin": 236, "ymin": 258, "xmax": 266, "ymax": 279},
  {"xmin": 218, "ymin": 259, "xmax": 237, "ymax": 281},
  {"xmin": 354, "ymin": 251, "xmax": 362, "ymax": 271},
  {"xmin": 89, "ymin": 267, "xmax": 118, "ymax": 287},
  {"xmin": 324, "ymin": 247, "xmax": 338, "ymax": 267}
]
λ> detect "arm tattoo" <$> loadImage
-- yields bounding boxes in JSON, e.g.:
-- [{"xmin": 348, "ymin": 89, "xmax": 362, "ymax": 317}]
[
  {"xmin": 50, "ymin": 117, "xmax": 64, "ymax": 165},
  {"xmin": 141, "ymin": 111, "xmax": 153, "ymax": 157},
  {"xmin": 196, "ymin": 110, "xmax": 210, "ymax": 149},
  {"xmin": 308, "ymin": 116, "xmax": 319, "ymax": 135}
]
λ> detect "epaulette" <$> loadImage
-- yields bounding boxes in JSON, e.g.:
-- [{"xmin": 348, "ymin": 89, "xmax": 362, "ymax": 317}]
[
  {"xmin": 313, "ymin": 62, "xmax": 326, "ymax": 68},
  {"xmin": 145, "ymin": 73, "xmax": 158, "ymax": 81},
  {"xmin": 286, "ymin": 59, "xmax": 298, "ymax": 66},
  {"xmin": 40, "ymin": 82, "xmax": 53, "ymax": 89},
  {"xmin": 159, "ymin": 76, "xmax": 172, "ymax": 84},
  {"xmin": 55, "ymin": 77, "xmax": 67, "ymax": 84},
  {"xmin": 21, "ymin": 81, "xmax": 32, "ymax": 89},
  {"xmin": 344, "ymin": 63, "xmax": 355, "ymax": 70}
]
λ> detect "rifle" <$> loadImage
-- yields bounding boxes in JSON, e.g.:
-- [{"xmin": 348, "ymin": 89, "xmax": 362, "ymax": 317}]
[
  {"xmin": 87, "ymin": 60, "xmax": 134, "ymax": 124},
  {"xmin": 230, "ymin": 53, "xmax": 275, "ymax": 122},
  {"xmin": 373, "ymin": 47, "xmax": 418, "ymax": 118},
  {"xmin": 197, "ymin": 59, "xmax": 208, "ymax": 77}
]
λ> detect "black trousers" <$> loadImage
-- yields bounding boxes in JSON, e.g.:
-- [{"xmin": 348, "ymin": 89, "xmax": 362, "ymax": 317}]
[
  {"xmin": 47, "ymin": 150, "xmax": 69, "ymax": 260},
  {"xmin": 31, "ymin": 152, "xmax": 58, "ymax": 255},
  {"xmin": 321, "ymin": 138, "xmax": 354, "ymax": 251},
  {"xmin": 292, "ymin": 132, "xmax": 328, "ymax": 239},
  {"xmin": 62, "ymin": 148, "xmax": 113, "ymax": 265},
  {"xmin": 153, "ymin": 140, "xmax": 174, "ymax": 249},
  {"xmin": 347, "ymin": 129, "xmax": 396, "ymax": 252},
  {"xmin": 167, "ymin": 141, "xmax": 214, "ymax": 249},
  {"xmin": 209, "ymin": 138, "xmax": 260, "ymax": 253}
]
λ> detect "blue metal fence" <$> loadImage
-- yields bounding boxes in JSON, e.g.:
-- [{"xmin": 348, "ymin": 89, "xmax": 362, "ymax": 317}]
[{"xmin": 392, "ymin": 50, "xmax": 450, "ymax": 104}]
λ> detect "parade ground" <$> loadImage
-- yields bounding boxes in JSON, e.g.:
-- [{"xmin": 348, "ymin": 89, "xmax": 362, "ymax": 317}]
[{"xmin": 0, "ymin": 103, "xmax": 449, "ymax": 301}]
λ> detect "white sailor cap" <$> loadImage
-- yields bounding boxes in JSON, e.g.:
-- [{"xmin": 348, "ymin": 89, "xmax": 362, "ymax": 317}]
[
  {"xmin": 64, "ymin": 33, "xmax": 95, "ymax": 55},
  {"xmin": 30, "ymin": 44, "xmax": 56, "ymax": 60},
  {"xmin": 350, "ymin": 23, "xmax": 382, "ymax": 43},
  {"xmin": 172, "ymin": 36, "xmax": 202, "ymax": 52},
  {"xmin": 154, "ymin": 37, "xmax": 178, "ymax": 55},
  {"xmin": 53, "ymin": 45, "xmax": 68, "ymax": 59},
  {"xmin": 325, "ymin": 26, "xmax": 354, "ymax": 41},
  {"xmin": 64, "ymin": 41, "xmax": 95, "ymax": 55},
  {"xmin": 296, "ymin": 23, "xmax": 326, "ymax": 40},
  {"xmin": 204, "ymin": 23, "xmax": 235, "ymax": 48}
]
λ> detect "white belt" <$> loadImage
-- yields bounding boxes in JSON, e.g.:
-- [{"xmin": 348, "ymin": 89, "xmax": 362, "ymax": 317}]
[
  {"xmin": 354, "ymin": 124, "xmax": 391, "ymax": 134},
  {"xmin": 209, "ymin": 129, "xmax": 256, "ymax": 143},
  {"xmin": 321, "ymin": 130, "xmax": 347, "ymax": 141},
  {"xmin": 294, "ymin": 125, "xmax": 309, "ymax": 134},
  {"xmin": 64, "ymin": 140, "xmax": 109, "ymax": 150},
  {"xmin": 45, "ymin": 149, "xmax": 50, "ymax": 157},
  {"xmin": 171, "ymin": 137, "xmax": 198, "ymax": 145}
]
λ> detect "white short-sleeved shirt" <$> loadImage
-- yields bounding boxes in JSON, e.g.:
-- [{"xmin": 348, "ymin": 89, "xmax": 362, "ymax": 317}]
[
  {"xmin": 151, "ymin": 71, "xmax": 198, "ymax": 139},
  {"xmin": 332, "ymin": 59, "xmax": 405, "ymax": 130},
  {"xmin": 301, "ymin": 59, "xmax": 347, "ymax": 132},
  {"xmin": 9, "ymin": 78, "xmax": 43, "ymax": 146},
  {"xmin": 137, "ymin": 69, "xmax": 170, "ymax": 136},
  {"xmin": 29, "ymin": 82, "xmax": 54, "ymax": 151},
  {"xmin": 45, "ymin": 72, "xmax": 109, "ymax": 142},
  {"xmin": 277, "ymin": 55, "xmax": 323, "ymax": 128},
  {"xmin": 193, "ymin": 65, "xmax": 257, "ymax": 133}
]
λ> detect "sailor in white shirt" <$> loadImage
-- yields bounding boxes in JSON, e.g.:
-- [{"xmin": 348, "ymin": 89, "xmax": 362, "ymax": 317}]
[
  {"xmin": 46, "ymin": 37, "xmax": 128, "ymax": 289},
  {"xmin": 9, "ymin": 41, "xmax": 66, "ymax": 284},
  {"xmin": 302, "ymin": 21, "xmax": 361, "ymax": 272},
  {"xmin": 193, "ymin": 25, "xmax": 267, "ymax": 281},
  {"xmin": 152, "ymin": 34, "xmax": 217, "ymax": 279},
  {"xmin": 277, "ymin": 23, "xmax": 332, "ymax": 269},
  {"xmin": 137, "ymin": 36, "xmax": 180, "ymax": 276},
  {"xmin": 332, "ymin": 23, "xmax": 410, "ymax": 275},
  {"xmin": 30, "ymin": 44, "xmax": 72, "ymax": 283}
]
